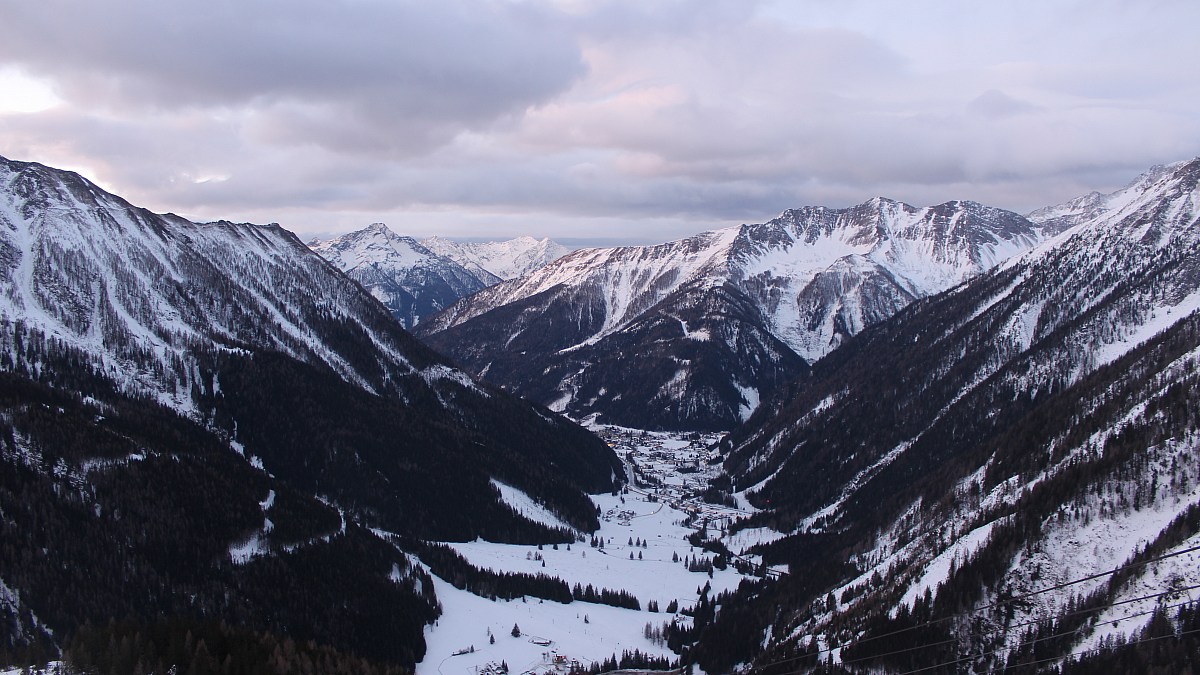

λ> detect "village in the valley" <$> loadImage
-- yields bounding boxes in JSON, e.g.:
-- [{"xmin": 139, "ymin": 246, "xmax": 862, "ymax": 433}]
[{"xmin": 591, "ymin": 427, "xmax": 741, "ymax": 530}]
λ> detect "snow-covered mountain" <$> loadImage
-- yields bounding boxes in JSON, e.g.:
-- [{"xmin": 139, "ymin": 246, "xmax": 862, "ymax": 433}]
[
  {"xmin": 308, "ymin": 227, "xmax": 571, "ymax": 328},
  {"xmin": 0, "ymin": 155, "xmax": 621, "ymax": 668},
  {"xmin": 309, "ymin": 223, "xmax": 494, "ymax": 328},
  {"xmin": 0, "ymin": 154, "xmax": 619, "ymax": 528},
  {"xmin": 1026, "ymin": 160, "xmax": 1186, "ymax": 234},
  {"xmin": 690, "ymin": 158, "xmax": 1200, "ymax": 671},
  {"xmin": 418, "ymin": 199, "xmax": 1045, "ymax": 430},
  {"xmin": 422, "ymin": 234, "xmax": 570, "ymax": 281}
]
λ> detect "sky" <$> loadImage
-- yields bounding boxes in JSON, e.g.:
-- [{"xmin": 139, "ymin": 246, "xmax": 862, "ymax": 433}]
[{"xmin": 1, "ymin": 0, "xmax": 1198, "ymax": 246}]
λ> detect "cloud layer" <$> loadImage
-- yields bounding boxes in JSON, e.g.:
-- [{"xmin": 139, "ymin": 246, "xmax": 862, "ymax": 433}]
[{"xmin": 1, "ymin": 0, "xmax": 1197, "ymax": 243}]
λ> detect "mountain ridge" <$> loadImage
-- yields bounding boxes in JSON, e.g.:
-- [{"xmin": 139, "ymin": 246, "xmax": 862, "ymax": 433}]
[
  {"xmin": 422, "ymin": 234, "xmax": 570, "ymax": 281},
  {"xmin": 418, "ymin": 197, "xmax": 1047, "ymax": 430},
  {"xmin": 310, "ymin": 225, "xmax": 571, "ymax": 328},
  {"xmin": 309, "ymin": 223, "xmax": 494, "ymax": 329},
  {"xmin": 685, "ymin": 156, "xmax": 1200, "ymax": 672}
]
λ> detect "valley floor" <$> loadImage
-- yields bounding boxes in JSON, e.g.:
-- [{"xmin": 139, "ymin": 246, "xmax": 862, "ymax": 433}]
[{"xmin": 416, "ymin": 426, "xmax": 771, "ymax": 675}]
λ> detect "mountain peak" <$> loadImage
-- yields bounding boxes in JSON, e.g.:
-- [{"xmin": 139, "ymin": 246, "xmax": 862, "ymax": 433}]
[
  {"xmin": 309, "ymin": 224, "xmax": 494, "ymax": 328},
  {"xmin": 1028, "ymin": 156, "xmax": 1200, "ymax": 237}
]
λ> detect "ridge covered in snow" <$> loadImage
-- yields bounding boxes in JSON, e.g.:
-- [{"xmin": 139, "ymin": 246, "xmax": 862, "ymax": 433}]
[
  {"xmin": 422, "ymin": 235, "xmax": 571, "ymax": 282},
  {"xmin": 709, "ymin": 157, "xmax": 1200, "ymax": 671},
  {"xmin": 418, "ymin": 198, "xmax": 1047, "ymax": 429},
  {"xmin": 310, "ymin": 223, "xmax": 495, "ymax": 328},
  {"xmin": 309, "ymin": 226, "xmax": 571, "ymax": 328}
]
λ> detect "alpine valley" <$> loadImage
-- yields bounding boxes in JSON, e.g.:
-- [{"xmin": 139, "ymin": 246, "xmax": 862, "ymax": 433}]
[{"xmin": 1, "ymin": 152, "xmax": 1199, "ymax": 675}]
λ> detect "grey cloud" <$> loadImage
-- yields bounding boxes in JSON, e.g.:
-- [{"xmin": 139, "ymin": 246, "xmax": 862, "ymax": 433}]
[
  {"xmin": 0, "ymin": 0, "xmax": 585, "ymax": 155},
  {"xmin": 1, "ymin": 0, "xmax": 1199, "ymax": 245},
  {"xmin": 967, "ymin": 90, "xmax": 1041, "ymax": 118}
]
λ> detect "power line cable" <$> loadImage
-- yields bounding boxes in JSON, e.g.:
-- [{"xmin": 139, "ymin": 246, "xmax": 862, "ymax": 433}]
[
  {"xmin": 743, "ymin": 542, "xmax": 1200, "ymax": 672},
  {"xmin": 893, "ymin": 601, "xmax": 1200, "ymax": 675},
  {"xmin": 834, "ymin": 584, "xmax": 1200, "ymax": 669},
  {"xmin": 994, "ymin": 624, "xmax": 1200, "ymax": 674},
  {"xmin": 770, "ymin": 597, "xmax": 1199, "ymax": 675}
]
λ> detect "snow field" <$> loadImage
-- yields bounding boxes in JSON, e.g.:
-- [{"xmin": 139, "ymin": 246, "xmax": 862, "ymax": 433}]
[
  {"xmin": 422, "ymin": 427, "xmax": 761, "ymax": 675},
  {"xmin": 448, "ymin": 491, "xmax": 744, "ymax": 616},
  {"xmin": 492, "ymin": 479, "xmax": 578, "ymax": 533},
  {"xmin": 421, "ymin": 490, "xmax": 743, "ymax": 675},
  {"xmin": 419, "ymin": 572, "xmax": 676, "ymax": 675}
]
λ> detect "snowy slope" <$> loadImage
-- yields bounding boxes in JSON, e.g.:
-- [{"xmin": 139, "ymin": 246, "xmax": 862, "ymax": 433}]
[
  {"xmin": 0, "ymin": 153, "xmax": 621, "ymax": 534},
  {"xmin": 420, "ymin": 228, "xmax": 741, "ymax": 339},
  {"xmin": 707, "ymin": 157, "xmax": 1200, "ymax": 671},
  {"xmin": 1026, "ymin": 160, "xmax": 1186, "ymax": 234},
  {"xmin": 733, "ymin": 198, "xmax": 1043, "ymax": 360},
  {"xmin": 310, "ymin": 223, "xmax": 493, "ymax": 328},
  {"xmin": 0, "ymin": 157, "xmax": 456, "ymax": 407},
  {"xmin": 423, "ymin": 235, "xmax": 571, "ymax": 281}
]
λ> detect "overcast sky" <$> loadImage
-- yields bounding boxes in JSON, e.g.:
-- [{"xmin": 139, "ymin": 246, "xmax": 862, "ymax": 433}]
[{"xmin": 1, "ymin": 0, "xmax": 1197, "ymax": 245}]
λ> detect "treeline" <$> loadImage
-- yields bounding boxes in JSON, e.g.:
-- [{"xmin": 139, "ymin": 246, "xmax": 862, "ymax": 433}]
[
  {"xmin": 63, "ymin": 617, "xmax": 411, "ymax": 675},
  {"xmin": 402, "ymin": 538, "xmax": 646, "ymax": 611},
  {"xmin": 658, "ymin": 579, "xmax": 784, "ymax": 672},
  {"xmin": 207, "ymin": 350, "xmax": 602, "ymax": 544},
  {"xmin": 1054, "ymin": 601, "xmax": 1200, "ymax": 674},
  {"xmin": 401, "ymin": 539, "xmax": 573, "ymax": 603},
  {"xmin": 572, "ymin": 649, "xmax": 676, "ymax": 674},
  {"xmin": 570, "ymin": 583, "xmax": 640, "ymax": 610},
  {"xmin": 834, "ymin": 363, "xmax": 1200, "ymax": 673}
]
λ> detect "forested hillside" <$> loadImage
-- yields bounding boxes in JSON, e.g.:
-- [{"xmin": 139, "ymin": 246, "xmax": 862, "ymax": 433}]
[
  {"xmin": 0, "ymin": 156, "xmax": 622, "ymax": 672},
  {"xmin": 683, "ymin": 159, "xmax": 1200, "ymax": 672}
]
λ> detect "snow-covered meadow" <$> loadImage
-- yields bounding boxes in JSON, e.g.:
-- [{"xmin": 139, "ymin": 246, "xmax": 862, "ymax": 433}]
[{"xmin": 417, "ymin": 428, "xmax": 757, "ymax": 675}]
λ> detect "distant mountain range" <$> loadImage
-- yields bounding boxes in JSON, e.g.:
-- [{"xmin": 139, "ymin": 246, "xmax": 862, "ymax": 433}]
[
  {"xmin": 417, "ymin": 198, "xmax": 1051, "ymax": 430},
  {"xmin": 309, "ymin": 226, "xmax": 568, "ymax": 328},
  {"xmin": 422, "ymin": 234, "xmax": 571, "ymax": 282}
]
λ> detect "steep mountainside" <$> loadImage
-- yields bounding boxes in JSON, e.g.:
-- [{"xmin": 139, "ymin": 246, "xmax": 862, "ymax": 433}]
[
  {"xmin": 0, "ymin": 156, "xmax": 621, "ymax": 669},
  {"xmin": 686, "ymin": 159, "xmax": 1200, "ymax": 672},
  {"xmin": 1026, "ymin": 161, "xmax": 1184, "ymax": 234},
  {"xmin": 422, "ymin": 235, "xmax": 570, "ymax": 281},
  {"xmin": 309, "ymin": 223, "xmax": 493, "ymax": 328},
  {"xmin": 419, "ymin": 200, "xmax": 1043, "ymax": 430}
]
